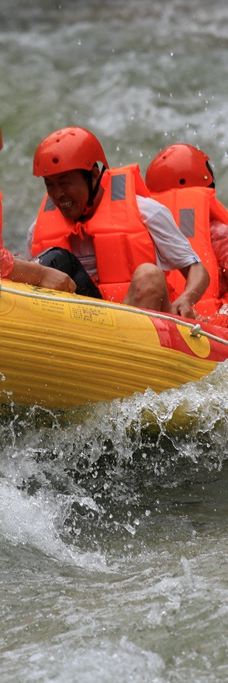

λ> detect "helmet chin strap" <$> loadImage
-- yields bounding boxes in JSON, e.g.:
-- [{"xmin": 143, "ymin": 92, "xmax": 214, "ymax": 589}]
[
  {"xmin": 88, "ymin": 164, "xmax": 106, "ymax": 206},
  {"xmin": 206, "ymin": 161, "xmax": 215, "ymax": 188},
  {"xmin": 80, "ymin": 164, "xmax": 106, "ymax": 219}
]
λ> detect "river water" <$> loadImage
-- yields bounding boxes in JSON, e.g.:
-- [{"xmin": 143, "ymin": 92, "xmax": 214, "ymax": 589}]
[{"xmin": 1, "ymin": 1, "xmax": 228, "ymax": 681}]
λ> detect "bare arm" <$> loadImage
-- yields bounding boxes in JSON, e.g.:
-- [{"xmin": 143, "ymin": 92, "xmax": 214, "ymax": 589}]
[
  {"xmin": 170, "ymin": 262, "xmax": 210, "ymax": 317},
  {"xmin": 9, "ymin": 258, "xmax": 76, "ymax": 293}
]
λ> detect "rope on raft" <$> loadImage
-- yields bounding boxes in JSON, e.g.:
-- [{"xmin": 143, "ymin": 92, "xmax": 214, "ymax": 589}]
[{"xmin": 1, "ymin": 282, "xmax": 228, "ymax": 347}]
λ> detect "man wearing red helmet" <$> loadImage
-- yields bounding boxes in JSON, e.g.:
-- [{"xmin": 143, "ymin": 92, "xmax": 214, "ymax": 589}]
[
  {"xmin": 145, "ymin": 143, "xmax": 216, "ymax": 192},
  {"xmin": 29, "ymin": 127, "xmax": 210, "ymax": 317},
  {"xmin": 145, "ymin": 143, "xmax": 228, "ymax": 300},
  {"xmin": 0, "ymin": 129, "xmax": 75, "ymax": 291}
]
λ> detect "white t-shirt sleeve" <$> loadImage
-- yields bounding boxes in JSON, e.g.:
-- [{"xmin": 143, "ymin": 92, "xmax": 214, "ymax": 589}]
[{"xmin": 137, "ymin": 195, "xmax": 201, "ymax": 271}]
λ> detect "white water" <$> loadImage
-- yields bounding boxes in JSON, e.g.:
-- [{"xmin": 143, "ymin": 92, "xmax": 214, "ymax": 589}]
[{"xmin": 1, "ymin": 363, "xmax": 228, "ymax": 681}]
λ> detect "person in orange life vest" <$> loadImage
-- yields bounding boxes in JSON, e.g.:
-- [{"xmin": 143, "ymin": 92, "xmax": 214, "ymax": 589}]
[
  {"xmin": 145, "ymin": 143, "xmax": 228, "ymax": 297},
  {"xmin": 0, "ymin": 128, "xmax": 75, "ymax": 292},
  {"xmin": 30, "ymin": 126, "xmax": 209, "ymax": 317}
]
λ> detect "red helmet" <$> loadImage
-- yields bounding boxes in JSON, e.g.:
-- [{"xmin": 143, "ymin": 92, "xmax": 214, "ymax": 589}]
[
  {"xmin": 33, "ymin": 126, "xmax": 109, "ymax": 177},
  {"xmin": 145, "ymin": 143, "xmax": 215, "ymax": 192}
]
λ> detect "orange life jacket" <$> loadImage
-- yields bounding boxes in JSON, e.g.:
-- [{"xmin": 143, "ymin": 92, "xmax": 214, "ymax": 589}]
[
  {"xmin": 150, "ymin": 186, "xmax": 228, "ymax": 315},
  {"xmin": 31, "ymin": 194, "xmax": 77, "ymax": 255},
  {"xmin": 32, "ymin": 164, "xmax": 157, "ymax": 302},
  {"xmin": 84, "ymin": 165, "xmax": 157, "ymax": 300}
]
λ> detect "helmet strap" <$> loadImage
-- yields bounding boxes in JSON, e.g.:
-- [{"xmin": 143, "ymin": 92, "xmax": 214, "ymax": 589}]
[
  {"xmin": 87, "ymin": 164, "xmax": 106, "ymax": 207},
  {"xmin": 206, "ymin": 161, "xmax": 215, "ymax": 187},
  {"xmin": 79, "ymin": 165, "xmax": 107, "ymax": 221}
]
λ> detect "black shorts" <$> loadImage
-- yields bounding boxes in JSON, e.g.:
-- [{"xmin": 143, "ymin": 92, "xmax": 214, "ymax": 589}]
[{"xmin": 39, "ymin": 247, "xmax": 102, "ymax": 299}]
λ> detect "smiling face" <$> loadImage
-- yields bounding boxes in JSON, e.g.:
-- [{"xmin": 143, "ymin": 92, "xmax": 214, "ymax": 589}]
[{"xmin": 44, "ymin": 169, "xmax": 91, "ymax": 222}]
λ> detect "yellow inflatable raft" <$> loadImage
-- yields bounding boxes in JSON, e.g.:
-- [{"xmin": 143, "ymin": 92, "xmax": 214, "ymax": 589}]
[{"xmin": 0, "ymin": 279, "xmax": 228, "ymax": 410}]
